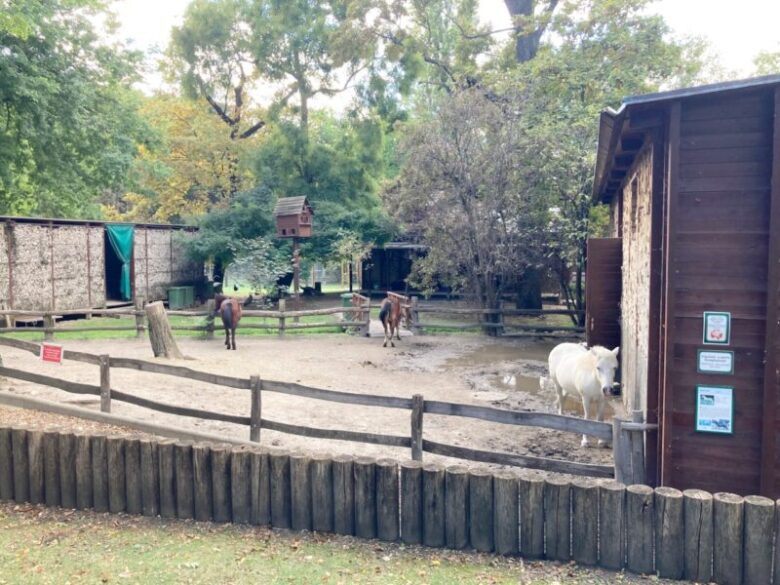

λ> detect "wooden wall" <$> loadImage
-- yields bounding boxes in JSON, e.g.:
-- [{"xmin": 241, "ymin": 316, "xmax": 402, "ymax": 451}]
[{"xmin": 661, "ymin": 89, "xmax": 775, "ymax": 495}]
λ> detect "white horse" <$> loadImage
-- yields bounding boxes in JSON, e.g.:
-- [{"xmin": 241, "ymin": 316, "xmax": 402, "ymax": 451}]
[{"xmin": 545, "ymin": 342, "xmax": 619, "ymax": 447}]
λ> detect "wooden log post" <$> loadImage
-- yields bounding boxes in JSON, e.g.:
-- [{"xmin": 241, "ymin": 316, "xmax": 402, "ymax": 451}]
[
  {"xmin": 310, "ymin": 454, "xmax": 333, "ymax": 533},
  {"xmin": 139, "ymin": 439, "xmax": 160, "ymax": 517},
  {"xmin": 612, "ymin": 418, "xmax": 631, "ymax": 484},
  {"xmin": 134, "ymin": 295, "xmax": 145, "ymax": 338},
  {"xmin": 774, "ymin": 499, "xmax": 780, "ymax": 585},
  {"xmin": 205, "ymin": 299, "xmax": 216, "ymax": 340},
  {"xmin": 290, "ymin": 454, "xmax": 312, "ymax": 531},
  {"xmin": 518, "ymin": 476, "xmax": 544, "ymax": 559},
  {"xmin": 43, "ymin": 314, "xmax": 54, "ymax": 341},
  {"xmin": 269, "ymin": 449, "xmax": 291, "ymax": 529},
  {"xmin": 629, "ymin": 410, "xmax": 646, "ymax": 485},
  {"xmin": 250, "ymin": 376, "xmax": 262, "ymax": 443},
  {"xmin": 361, "ymin": 300, "xmax": 371, "ymax": 337},
  {"xmin": 124, "ymin": 438, "xmax": 142, "ymax": 515},
  {"xmin": 11, "ymin": 428, "xmax": 29, "ymax": 503},
  {"xmin": 684, "ymin": 489, "xmax": 713, "ymax": 583},
  {"xmin": 598, "ymin": 480, "xmax": 626, "ymax": 570},
  {"xmin": 0, "ymin": 427, "xmax": 13, "ymax": 501},
  {"xmin": 625, "ymin": 485, "xmax": 654, "ymax": 574},
  {"xmin": 145, "ymin": 301, "xmax": 185, "ymax": 359},
  {"xmin": 655, "ymin": 487, "xmax": 684, "ymax": 579},
  {"xmin": 74, "ymin": 432, "xmax": 92, "ymax": 510},
  {"xmin": 544, "ymin": 478, "xmax": 571, "ymax": 562},
  {"xmin": 231, "ymin": 447, "xmax": 252, "ymax": 524},
  {"xmin": 174, "ymin": 442, "xmax": 194, "ymax": 520},
  {"xmin": 99, "ymin": 355, "xmax": 111, "ymax": 413},
  {"xmin": 91, "ymin": 435, "xmax": 109, "ymax": 513},
  {"xmin": 332, "ymin": 454, "xmax": 355, "ymax": 535},
  {"xmin": 713, "ymin": 492, "xmax": 744, "ymax": 585},
  {"xmin": 192, "ymin": 444, "xmax": 213, "ymax": 522},
  {"xmin": 469, "ymin": 469, "xmax": 494, "ymax": 553},
  {"xmin": 376, "ymin": 459, "xmax": 399, "ymax": 542},
  {"xmin": 743, "ymin": 495, "xmax": 773, "ymax": 585},
  {"xmin": 571, "ymin": 479, "xmax": 598, "ymax": 566},
  {"xmin": 27, "ymin": 428, "xmax": 44, "ymax": 505},
  {"xmin": 250, "ymin": 448, "xmax": 271, "ymax": 526},
  {"xmin": 157, "ymin": 439, "xmax": 177, "ymax": 519},
  {"xmin": 278, "ymin": 299, "xmax": 286, "ymax": 338},
  {"xmin": 411, "ymin": 394, "xmax": 424, "ymax": 462},
  {"xmin": 58, "ymin": 432, "xmax": 76, "ymax": 509},
  {"xmin": 107, "ymin": 436, "xmax": 126, "ymax": 514},
  {"xmin": 445, "ymin": 465, "xmax": 470, "ymax": 550},
  {"xmin": 422, "ymin": 463, "xmax": 446, "ymax": 548},
  {"xmin": 493, "ymin": 471, "xmax": 519, "ymax": 556},
  {"xmin": 43, "ymin": 429, "xmax": 61, "ymax": 507},
  {"xmin": 400, "ymin": 461, "xmax": 423, "ymax": 545},
  {"xmin": 354, "ymin": 457, "xmax": 377, "ymax": 539},
  {"xmin": 410, "ymin": 296, "xmax": 420, "ymax": 335},
  {"xmin": 211, "ymin": 444, "xmax": 232, "ymax": 523}
]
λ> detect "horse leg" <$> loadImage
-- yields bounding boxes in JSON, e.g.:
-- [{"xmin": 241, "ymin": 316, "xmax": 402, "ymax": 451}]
[
  {"xmin": 224, "ymin": 326, "xmax": 230, "ymax": 350},
  {"xmin": 580, "ymin": 396, "xmax": 592, "ymax": 448},
  {"xmin": 231, "ymin": 327, "xmax": 237, "ymax": 350},
  {"xmin": 389, "ymin": 321, "xmax": 395, "ymax": 348},
  {"xmin": 382, "ymin": 320, "xmax": 388, "ymax": 348},
  {"xmin": 395, "ymin": 316, "xmax": 401, "ymax": 340}
]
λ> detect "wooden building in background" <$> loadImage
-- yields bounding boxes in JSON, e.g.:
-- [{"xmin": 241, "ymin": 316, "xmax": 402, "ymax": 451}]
[{"xmin": 588, "ymin": 74, "xmax": 780, "ymax": 496}]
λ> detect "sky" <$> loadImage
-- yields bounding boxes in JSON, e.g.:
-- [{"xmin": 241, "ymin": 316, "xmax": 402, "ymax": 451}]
[{"xmin": 112, "ymin": 0, "xmax": 780, "ymax": 90}]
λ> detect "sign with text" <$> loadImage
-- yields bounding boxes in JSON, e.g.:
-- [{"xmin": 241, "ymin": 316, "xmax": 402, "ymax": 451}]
[
  {"xmin": 695, "ymin": 385, "xmax": 734, "ymax": 435},
  {"xmin": 697, "ymin": 350, "xmax": 734, "ymax": 375},
  {"xmin": 703, "ymin": 311, "xmax": 731, "ymax": 345},
  {"xmin": 40, "ymin": 343, "xmax": 63, "ymax": 364}
]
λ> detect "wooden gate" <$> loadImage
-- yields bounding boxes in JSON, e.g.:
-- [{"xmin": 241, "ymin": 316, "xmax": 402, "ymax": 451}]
[{"xmin": 585, "ymin": 238, "xmax": 622, "ymax": 348}]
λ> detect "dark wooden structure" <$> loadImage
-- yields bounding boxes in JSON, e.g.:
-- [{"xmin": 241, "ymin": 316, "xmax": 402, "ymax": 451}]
[
  {"xmin": 361, "ymin": 242, "xmax": 425, "ymax": 294},
  {"xmin": 273, "ymin": 197, "xmax": 313, "ymax": 239},
  {"xmin": 590, "ymin": 74, "xmax": 780, "ymax": 496}
]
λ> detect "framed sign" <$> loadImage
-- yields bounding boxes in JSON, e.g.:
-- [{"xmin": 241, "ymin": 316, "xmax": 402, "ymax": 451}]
[
  {"xmin": 697, "ymin": 350, "xmax": 734, "ymax": 375},
  {"xmin": 40, "ymin": 343, "xmax": 63, "ymax": 364},
  {"xmin": 703, "ymin": 311, "xmax": 731, "ymax": 345},
  {"xmin": 695, "ymin": 385, "xmax": 734, "ymax": 434}
]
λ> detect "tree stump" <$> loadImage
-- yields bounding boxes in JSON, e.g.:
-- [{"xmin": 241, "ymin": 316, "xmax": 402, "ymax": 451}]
[{"xmin": 144, "ymin": 301, "xmax": 184, "ymax": 359}]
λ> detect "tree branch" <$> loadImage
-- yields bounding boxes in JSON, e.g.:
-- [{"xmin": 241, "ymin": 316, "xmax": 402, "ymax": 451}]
[{"xmin": 239, "ymin": 120, "xmax": 265, "ymax": 139}]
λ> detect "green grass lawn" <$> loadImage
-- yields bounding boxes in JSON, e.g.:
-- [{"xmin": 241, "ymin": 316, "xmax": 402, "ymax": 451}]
[{"xmin": 0, "ymin": 504, "xmax": 672, "ymax": 585}]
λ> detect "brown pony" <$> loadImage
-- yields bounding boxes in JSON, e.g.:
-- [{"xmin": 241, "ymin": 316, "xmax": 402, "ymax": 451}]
[
  {"xmin": 379, "ymin": 294, "xmax": 410, "ymax": 347},
  {"xmin": 214, "ymin": 294, "xmax": 247, "ymax": 350}
]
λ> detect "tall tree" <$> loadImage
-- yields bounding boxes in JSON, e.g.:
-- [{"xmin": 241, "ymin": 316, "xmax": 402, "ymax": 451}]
[{"xmin": 503, "ymin": 0, "xmax": 559, "ymax": 63}]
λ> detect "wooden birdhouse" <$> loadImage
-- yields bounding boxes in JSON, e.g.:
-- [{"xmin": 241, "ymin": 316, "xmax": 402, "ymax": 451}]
[{"xmin": 274, "ymin": 196, "xmax": 314, "ymax": 238}]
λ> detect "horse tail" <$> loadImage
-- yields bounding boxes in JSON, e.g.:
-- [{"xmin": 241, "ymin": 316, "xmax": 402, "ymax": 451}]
[{"xmin": 222, "ymin": 301, "xmax": 233, "ymax": 328}]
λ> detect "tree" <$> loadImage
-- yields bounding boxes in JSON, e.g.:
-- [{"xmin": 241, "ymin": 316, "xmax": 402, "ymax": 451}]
[
  {"xmin": 0, "ymin": 0, "xmax": 149, "ymax": 217},
  {"xmin": 227, "ymin": 236, "xmax": 291, "ymax": 293},
  {"xmin": 331, "ymin": 229, "xmax": 373, "ymax": 292},
  {"xmin": 754, "ymin": 49, "xmax": 780, "ymax": 75},
  {"xmin": 503, "ymin": 0, "xmax": 559, "ymax": 63},
  {"xmin": 388, "ymin": 88, "xmax": 546, "ymax": 323}
]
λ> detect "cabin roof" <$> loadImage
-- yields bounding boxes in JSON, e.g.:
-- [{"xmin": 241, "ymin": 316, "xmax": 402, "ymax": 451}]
[
  {"xmin": 0, "ymin": 215, "xmax": 197, "ymax": 230},
  {"xmin": 273, "ymin": 196, "xmax": 312, "ymax": 217},
  {"xmin": 593, "ymin": 73, "xmax": 780, "ymax": 203}
]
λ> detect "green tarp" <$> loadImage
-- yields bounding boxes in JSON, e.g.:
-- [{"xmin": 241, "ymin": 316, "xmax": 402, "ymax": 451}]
[{"xmin": 106, "ymin": 224, "xmax": 134, "ymax": 301}]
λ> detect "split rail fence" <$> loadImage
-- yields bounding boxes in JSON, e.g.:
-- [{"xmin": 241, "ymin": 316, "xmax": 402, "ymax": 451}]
[
  {"xmin": 0, "ymin": 421, "xmax": 774, "ymax": 584},
  {"xmin": 0, "ymin": 336, "xmax": 646, "ymax": 483}
]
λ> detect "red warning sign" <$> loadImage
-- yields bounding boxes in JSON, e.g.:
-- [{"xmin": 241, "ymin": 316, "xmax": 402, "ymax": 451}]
[{"xmin": 41, "ymin": 343, "xmax": 63, "ymax": 364}]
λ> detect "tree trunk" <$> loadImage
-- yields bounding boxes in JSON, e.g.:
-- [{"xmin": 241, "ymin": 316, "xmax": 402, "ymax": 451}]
[
  {"xmin": 145, "ymin": 301, "xmax": 185, "ymax": 359},
  {"xmin": 516, "ymin": 267, "xmax": 542, "ymax": 310},
  {"xmin": 504, "ymin": 0, "xmax": 558, "ymax": 63}
]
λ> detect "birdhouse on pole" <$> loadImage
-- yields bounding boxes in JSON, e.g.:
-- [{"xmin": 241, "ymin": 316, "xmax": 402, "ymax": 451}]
[{"xmin": 274, "ymin": 196, "xmax": 314, "ymax": 238}]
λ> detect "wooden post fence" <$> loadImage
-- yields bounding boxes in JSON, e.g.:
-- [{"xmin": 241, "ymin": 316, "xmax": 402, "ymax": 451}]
[
  {"xmin": 411, "ymin": 394, "xmax": 423, "ymax": 461},
  {"xmin": 205, "ymin": 299, "xmax": 215, "ymax": 340},
  {"xmin": 134, "ymin": 295, "xmax": 145, "ymax": 338},
  {"xmin": 250, "ymin": 375, "xmax": 262, "ymax": 442},
  {"xmin": 278, "ymin": 299, "xmax": 286, "ymax": 338},
  {"xmin": 99, "ymin": 354, "xmax": 110, "ymax": 413}
]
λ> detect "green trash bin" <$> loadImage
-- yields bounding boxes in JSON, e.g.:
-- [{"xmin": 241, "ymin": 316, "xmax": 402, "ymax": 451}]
[
  {"xmin": 168, "ymin": 287, "xmax": 185, "ymax": 309},
  {"xmin": 182, "ymin": 286, "xmax": 194, "ymax": 307},
  {"xmin": 341, "ymin": 293, "xmax": 353, "ymax": 322}
]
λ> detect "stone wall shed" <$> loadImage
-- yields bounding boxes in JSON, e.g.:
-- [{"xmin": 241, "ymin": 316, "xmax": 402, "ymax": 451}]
[
  {"xmin": 588, "ymin": 74, "xmax": 780, "ymax": 497},
  {"xmin": 0, "ymin": 216, "xmax": 201, "ymax": 312}
]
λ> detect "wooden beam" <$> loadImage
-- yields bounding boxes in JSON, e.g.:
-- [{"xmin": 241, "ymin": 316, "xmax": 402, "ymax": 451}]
[
  {"xmin": 759, "ymin": 87, "xmax": 780, "ymax": 497},
  {"xmin": 628, "ymin": 109, "xmax": 665, "ymax": 131}
]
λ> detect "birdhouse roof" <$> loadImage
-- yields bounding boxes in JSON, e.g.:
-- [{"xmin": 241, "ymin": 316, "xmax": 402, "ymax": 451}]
[{"xmin": 273, "ymin": 196, "xmax": 312, "ymax": 217}]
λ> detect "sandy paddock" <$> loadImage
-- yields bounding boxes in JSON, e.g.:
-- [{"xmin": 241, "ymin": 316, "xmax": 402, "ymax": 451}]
[{"xmin": 0, "ymin": 333, "xmax": 623, "ymax": 478}]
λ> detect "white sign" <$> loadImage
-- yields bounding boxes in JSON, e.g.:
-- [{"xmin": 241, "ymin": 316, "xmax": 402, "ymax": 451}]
[
  {"xmin": 703, "ymin": 312, "xmax": 731, "ymax": 345},
  {"xmin": 695, "ymin": 385, "xmax": 734, "ymax": 434},
  {"xmin": 697, "ymin": 350, "xmax": 734, "ymax": 375}
]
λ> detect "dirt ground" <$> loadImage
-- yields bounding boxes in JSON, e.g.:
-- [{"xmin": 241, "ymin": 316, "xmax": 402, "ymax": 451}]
[{"xmin": 0, "ymin": 332, "xmax": 624, "ymax": 478}]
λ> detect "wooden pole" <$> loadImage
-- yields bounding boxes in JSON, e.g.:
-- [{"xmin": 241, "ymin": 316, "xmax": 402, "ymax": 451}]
[
  {"xmin": 598, "ymin": 480, "xmax": 626, "ymax": 570},
  {"xmin": 469, "ymin": 469, "xmax": 494, "ymax": 553},
  {"xmin": 493, "ymin": 471, "xmax": 519, "ymax": 556},
  {"xmin": 28, "ymin": 428, "xmax": 44, "ymax": 504},
  {"xmin": 0, "ymin": 427, "xmax": 13, "ymax": 501},
  {"xmin": 713, "ymin": 492, "xmax": 744, "ymax": 585},
  {"xmin": 269, "ymin": 449, "xmax": 291, "ymax": 529},
  {"xmin": 250, "ymin": 449, "xmax": 271, "ymax": 526},
  {"xmin": 74, "ymin": 432, "xmax": 93, "ymax": 511},
  {"xmin": 134, "ymin": 295, "xmax": 145, "ymax": 338},
  {"xmin": 292, "ymin": 238, "xmax": 300, "ymax": 323},
  {"xmin": 683, "ymin": 489, "xmax": 713, "ymax": 583},
  {"xmin": 192, "ymin": 444, "xmax": 213, "ymax": 522},
  {"xmin": 290, "ymin": 454, "xmax": 313, "ymax": 531},
  {"xmin": 311, "ymin": 454, "xmax": 333, "ymax": 533},
  {"xmin": 11, "ymin": 428, "xmax": 29, "ymax": 503},
  {"xmin": 139, "ymin": 439, "xmax": 160, "ymax": 517},
  {"xmin": 43, "ymin": 314, "xmax": 54, "ymax": 341},
  {"xmin": 655, "ymin": 487, "xmax": 684, "ymax": 579},
  {"xmin": 107, "ymin": 435, "xmax": 126, "ymax": 514},
  {"xmin": 411, "ymin": 394, "xmax": 423, "ymax": 462},
  {"xmin": 145, "ymin": 301, "xmax": 184, "ymax": 359},
  {"xmin": 376, "ymin": 459, "xmax": 399, "ymax": 542},
  {"xmin": 174, "ymin": 442, "xmax": 194, "ymax": 520},
  {"xmin": 743, "ymin": 495, "xmax": 773, "ymax": 585},
  {"xmin": 422, "ymin": 463, "xmax": 445, "ymax": 547},
  {"xmin": 332, "ymin": 454, "xmax": 354, "ymax": 535},
  {"xmin": 210, "ymin": 444, "xmax": 232, "ymax": 523},
  {"xmin": 250, "ymin": 376, "xmax": 262, "ymax": 443},
  {"xmin": 445, "ymin": 465, "xmax": 470, "ymax": 549},
  {"xmin": 400, "ymin": 460, "xmax": 423, "ymax": 545},
  {"xmin": 58, "ymin": 431, "xmax": 76, "ymax": 510},
  {"xmin": 124, "ymin": 438, "xmax": 142, "ymax": 515},
  {"xmin": 625, "ymin": 485, "xmax": 654, "ymax": 574},
  {"xmin": 157, "ymin": 439, "xmax": 176, "ymax": 519},
  {"xmin": 43, "ymin": 429, "xmax": 61, "ymax": 507},
  {"xmin": 544, "ymin": 478, "xmax": 571, "ymax": 562},
  {"xmin": 278, "ymin": 298, "xmax": 286, "ymax": 338},
  {"xmin": 354, "ymin": 457, "xmax": 377, "ymax": 539},
  {"xmin": 231, "ymin": 447, "xmax": 252, "ymax": 524},
  {"xmin": 612, "ymin": 418, "xmax": 630, "ymax": 484},
  {"xmin": 629, "ymin": 410, "xmax": 646, "ymax": 485},
  {"xmin": 205, "ymin": 299, "xmax": 215, "ymax": 340},
  {"xmin": 571, "ymin": 479, "xmax": 598, "ymax": 566},
  {"xmin": 99, "ymin": 354, "xmax": 110, "ymax": 413},
  {"xmin": 91, "ymin": 435, "xmax": 109, "ymax": 513},
  {"xmin": 518, "ymin": 476, "xmax": 544, "ymax": 559},
  {"xmin": 410, "ymin": 296, "xmax": 420, "ymax": 335}
]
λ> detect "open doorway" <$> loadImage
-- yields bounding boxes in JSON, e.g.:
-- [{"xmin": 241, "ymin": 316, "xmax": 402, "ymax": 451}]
[{"xmin": 104, "ymin": 225, "xmax": 134, "ymax": 302}]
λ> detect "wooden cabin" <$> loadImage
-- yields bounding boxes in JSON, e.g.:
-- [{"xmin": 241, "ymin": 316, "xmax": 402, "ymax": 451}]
[
  {"xmin": 0, "ymin": 216, "xmax": 201, "ymax": 312},
  {"xmin": 274, "ymin": 196, "xmax": 313, "ymax": 238},
  {"xmin": 588, "ymin": 74, "xmax": 780, "ymax": 496}
]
